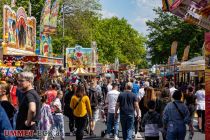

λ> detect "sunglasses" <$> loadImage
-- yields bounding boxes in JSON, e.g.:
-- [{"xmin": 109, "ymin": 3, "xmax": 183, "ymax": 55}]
[{"xmin": 18, "ymin": 79, "xmax": 27, "ymax": 83}]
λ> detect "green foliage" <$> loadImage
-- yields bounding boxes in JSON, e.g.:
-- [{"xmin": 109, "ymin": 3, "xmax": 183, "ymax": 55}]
[
  {"xmin": 93, "ymin": 17, "xmax": 146, "ymax": 66},
  {"xmin": 146, "ymin": 8, "xmax": 206, "ymax": 65}
]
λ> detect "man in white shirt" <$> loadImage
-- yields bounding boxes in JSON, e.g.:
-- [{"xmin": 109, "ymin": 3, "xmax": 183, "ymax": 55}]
[
  {"xmin": 169, "ymin": 81, "xmax": 177, "ymax": 98},
  {"xmin": 105, "ymin": 83, "xmax": 120, "ymax": 140},
  {"xmin": 107, "ymin": 80, "xmax": 113, "ymax": 92}
]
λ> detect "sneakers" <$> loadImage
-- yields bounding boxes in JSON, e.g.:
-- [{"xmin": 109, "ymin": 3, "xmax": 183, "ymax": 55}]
[
  {"xmin": 135, "ymin": 132, "xmax": 144, "ymax": 139},
  {"xmin": 104, "ymin": 134, "xmax": 110, "ymax": 139},
  {"xmin": 114, "ymin": 135, "xmax": 119, "ymax": 140}
]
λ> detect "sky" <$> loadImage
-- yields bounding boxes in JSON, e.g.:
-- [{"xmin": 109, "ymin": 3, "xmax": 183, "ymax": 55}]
[{"xmin": 100, "ymin": 0, "xmax": 162, "ymax": 36}]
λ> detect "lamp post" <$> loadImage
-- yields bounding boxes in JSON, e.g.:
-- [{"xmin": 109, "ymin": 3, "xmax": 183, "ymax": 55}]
[
  {"xmin": 62, "ymin": 2, "xmax": 71, "ymax": 68},
  {"xmin": 62, "ymin": 2, "xmax": 65, "ymax": 67}
]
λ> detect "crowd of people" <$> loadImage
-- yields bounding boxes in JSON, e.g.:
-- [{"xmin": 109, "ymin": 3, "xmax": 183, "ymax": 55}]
[{"xmin": 0, "ymin": 71, "xmax": 205, "ymax": 140}]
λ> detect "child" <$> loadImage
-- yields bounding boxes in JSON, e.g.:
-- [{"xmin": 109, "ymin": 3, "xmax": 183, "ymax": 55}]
[
  {"xmin": 39, "ymin": 94, "xmax": 54, "ymax": 140},
  {"xmin": 51, "ymin": 90, "xmax": 65, "ymax": 140},
  {"xmin": 141, "ymin": 100, "xmax": 163, "ymax": 140}
]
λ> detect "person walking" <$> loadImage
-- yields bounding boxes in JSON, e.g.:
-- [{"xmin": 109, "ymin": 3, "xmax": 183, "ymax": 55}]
[
  {"xmin": 16, "ymin": 72, "xmax": 41, "ymax": 140},
  {"xmin": 141, "ymin": 100, "xmax": 162, "ymax": 140},
  {"xmin": 104, "ymin": 83, "xmax": 120, "ymax": 140},
  {"xmin": 64, "ymin": 84, "xmax": 77, "ymax": 135},
  {"xmin": 115, "ymin": 82, "xmax": 140, "ymax": 140},
  {"xmin": 163, "ymin": 90, "xmax": 194, "ymax": 140},
  {"xmin": 70, "ymin": 84, "xmax": 92, "ymax": 140},
  {"xmin": 195, "ymin": 84, "xmax": 205, "ymax": 133},
  {"xmin": 185, "ymin": 86, "xmax": 196, "ymax": 121},
  {"xmin": 87, "ymin": 80, "xmax": 102, "ymax": 136},
  {"xmin": 51, "ymin": 90, "xmax": 65, "ymax": 140},
  {"xmin": 39, "ymin": 94, "xmax": 54, "ymax": 140}
]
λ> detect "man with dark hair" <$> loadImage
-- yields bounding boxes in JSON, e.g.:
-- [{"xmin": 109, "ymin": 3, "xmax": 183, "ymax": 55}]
[
  {"xmin": 105, "ymin": 83, "xmax": 120, "ymax": 140},
  {"xmin": 141, "ymin": 100, "xmax": 162, "ymax": 140},
  {"xmin": 163, "ymin": 90, "xmax": 194, "ymax": 140},
  {"xmin": 115, "ymin": 82, "xmax": 140, "ymax": 140}
]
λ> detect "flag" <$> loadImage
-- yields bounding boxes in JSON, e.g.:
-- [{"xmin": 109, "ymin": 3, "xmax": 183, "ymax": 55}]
[
  {"xmin": 171, "ymin": 41, "xmax": 178, "ymax": 56},
  {"xmin": 49, "ymin": 0, "xmax": 61, "ymax": 30},
  {"xmin": 28, "ymin": 1, "xmax": 31, "ymax": 16},
  {"xmin": 40, "ymin": 0, "xmax": 51, "ymax": 33},
  {"xmin": 182, "ymin": 45, "xmax": 190, "ymax": 61}
]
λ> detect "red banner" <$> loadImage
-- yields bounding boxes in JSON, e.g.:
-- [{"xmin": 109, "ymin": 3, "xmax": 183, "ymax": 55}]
[{"xmin": 205, "ymin": 32, "xmax": 210, "ymax": 139}]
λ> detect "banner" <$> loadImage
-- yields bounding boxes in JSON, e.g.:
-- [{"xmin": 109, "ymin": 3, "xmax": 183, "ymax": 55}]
[
  {"xmin": 171, "ymin": 41, "xmax": 178, "ymax": 56},
  {"xmin": 49, "ymin": 0, "xmax": 61, "ymax": 33},
  {"xmin": 40, "ymin": 0, "xmax": 51, "ymax": 33},
  {"xmin": 182, "ymin": 45, "xmax": 190, "ymax": 61},
  {"xmin": 205, "ymin": 32, "xmax": 210, "ymax": 139}
]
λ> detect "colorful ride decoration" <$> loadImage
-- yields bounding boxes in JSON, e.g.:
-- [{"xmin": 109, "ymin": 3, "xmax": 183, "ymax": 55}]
[
  {"xmin": 66, "ymin": 44, "xmax": 97, "ymax": 75},
  {"xmin": 38, "ymin": 0, "xmax": 61, "ymax": 57},
  {"xmin": 2, "ymin": 5, "xmax": 36, "ymax": 55},
  {"xmin": 162, "ymin": 0, "xmax": 210, "ymax": 30}
]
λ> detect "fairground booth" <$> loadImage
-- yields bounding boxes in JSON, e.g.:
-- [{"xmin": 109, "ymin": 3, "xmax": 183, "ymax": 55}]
[
  {"xmin": 66, "ymin": 43, "xmax": 98, "ymax": 80},
  {"xmin": 1, "ymin": 1, "xmax": 63, "ymax": 91}
]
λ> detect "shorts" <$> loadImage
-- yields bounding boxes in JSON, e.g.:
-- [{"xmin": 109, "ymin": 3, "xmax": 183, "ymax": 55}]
[
  {"xmin": 92, "ymin": 109, "xmax": 99, "ymax": 122},
  {"xmin": 197, "ymin": 110, "xmax": 205, "ymax": 118}
]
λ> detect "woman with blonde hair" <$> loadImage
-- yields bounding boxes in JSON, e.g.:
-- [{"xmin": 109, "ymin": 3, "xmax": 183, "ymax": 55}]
[{"xmin": 70, "ymin": 83, "xmax": 92, "ymax": 140}]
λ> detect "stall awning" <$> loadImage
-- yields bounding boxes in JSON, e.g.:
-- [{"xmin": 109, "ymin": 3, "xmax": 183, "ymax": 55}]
[
  {"xmin": 179, "ymin": 56, "xmax": 205, "ymax": 71},
  {"xmin": 71, "ymin": 67, "xmax": 96, "ymax": 76}
]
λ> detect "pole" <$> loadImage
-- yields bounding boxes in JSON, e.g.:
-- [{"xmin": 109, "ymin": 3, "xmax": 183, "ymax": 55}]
[{"xmin": 62, "ymin": 2, "xmax": 65, "ymax": 67}]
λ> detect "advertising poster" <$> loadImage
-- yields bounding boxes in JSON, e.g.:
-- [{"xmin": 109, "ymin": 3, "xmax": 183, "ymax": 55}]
[
  {"xmin": 66, "ymin": 45, "xmax": 93, "ymax": 68},
  {"xmin": 205, "ymin": 32, "xmax": 210, "ymax": 139}
]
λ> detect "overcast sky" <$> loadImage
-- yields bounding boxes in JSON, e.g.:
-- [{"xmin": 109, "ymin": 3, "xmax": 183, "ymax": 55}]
[{"xmin": 100, "ymin": 0, "xmax": 162, "ymax": 36}]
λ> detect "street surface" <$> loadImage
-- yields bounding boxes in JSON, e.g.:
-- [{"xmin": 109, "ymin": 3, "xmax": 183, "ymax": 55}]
[{"xmin": 54, "ymin": 116, "xmax": 205, "ymax": 140}]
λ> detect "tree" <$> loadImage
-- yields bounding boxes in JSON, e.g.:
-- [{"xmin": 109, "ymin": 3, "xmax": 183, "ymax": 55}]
[
  {"xmin": 146, "ymin": 8, "xmax": 206, "ymax": 64},
  {"xmin": 93, "ymin": 17, "xmax": 146, "ymax": 66}
]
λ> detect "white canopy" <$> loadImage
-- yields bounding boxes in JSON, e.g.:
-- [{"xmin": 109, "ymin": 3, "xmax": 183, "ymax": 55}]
[{"xmin": 179, "ymin": 56, "xmax": 205, "ymax": 71}]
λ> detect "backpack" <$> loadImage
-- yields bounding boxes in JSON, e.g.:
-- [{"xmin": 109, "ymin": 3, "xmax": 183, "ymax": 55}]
[{"xmin": 88, "ymin": 88, "xmax": 99, "ymax": 109}]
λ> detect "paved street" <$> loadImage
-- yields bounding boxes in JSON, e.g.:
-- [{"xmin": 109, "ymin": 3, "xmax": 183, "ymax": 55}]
[{"xmin": 54, "ymin": 116, "xmax": 205, "ymax": 140}]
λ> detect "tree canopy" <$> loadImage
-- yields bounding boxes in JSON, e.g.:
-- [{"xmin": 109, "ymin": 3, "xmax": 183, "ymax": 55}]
[{"xmin": 146, "ymin": 8, "xmax": 206, "ymax": 65}]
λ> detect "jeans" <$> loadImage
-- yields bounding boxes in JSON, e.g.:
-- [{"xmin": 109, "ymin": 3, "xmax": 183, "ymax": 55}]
[
  {"xmin": 166, "ymin": 122, "xmax": 186, "ymax": 140},
  {"xmin": 51, "ymin": 114, "xmax": 65, "ymax": 139},
  {"xmin": 120, "ymin": 114, "xmax": 134, "ymax": 140},
  {"xmin": 107, "ymin": 113, "xmax": 120, "ymax": 136},
  {"xmin": 75, "ymin": 115, "xmax": 88, "ymax": 140}
]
